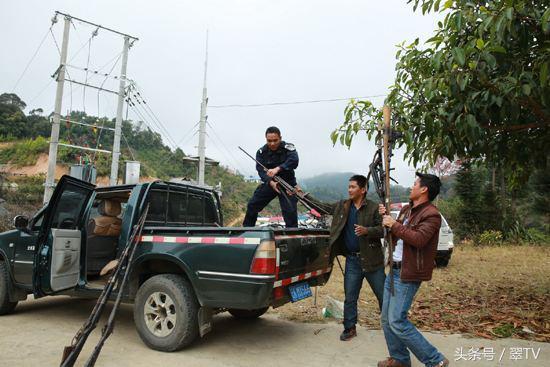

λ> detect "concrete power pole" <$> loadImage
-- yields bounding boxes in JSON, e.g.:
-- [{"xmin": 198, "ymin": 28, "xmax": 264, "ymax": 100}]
[
  {"xmin": 44, "ymin": 15, "xmax": 71, "ymax": 203},
  {"xmin": 197, "ymin": 31, "xmax": 209, "ymax": 186},
  {"xmin": 109, "ymin": 36, "xmax": 130, "ymax": 185}
]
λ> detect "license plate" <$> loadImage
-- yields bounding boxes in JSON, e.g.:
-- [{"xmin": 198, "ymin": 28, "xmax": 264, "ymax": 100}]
[{"xmin": 288, "ymin": 282, "xmax": 312, "ymax": 302}]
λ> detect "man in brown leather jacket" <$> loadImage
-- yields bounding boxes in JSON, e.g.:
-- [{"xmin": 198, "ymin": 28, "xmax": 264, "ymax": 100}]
[{"xmin": 377, "ymin": 172, "xmax": 449, "ymax": 367}]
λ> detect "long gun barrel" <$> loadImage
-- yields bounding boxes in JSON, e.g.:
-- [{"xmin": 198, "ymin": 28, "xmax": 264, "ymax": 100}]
[{"xmin": 238, "ymin": 146, "xmax": 330, "ymax": 216}]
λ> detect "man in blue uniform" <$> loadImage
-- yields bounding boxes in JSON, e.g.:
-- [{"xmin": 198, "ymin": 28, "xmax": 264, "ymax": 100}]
[{"xmin": 243, "ymin": 126, "xmax": 299, "ymax": 228}]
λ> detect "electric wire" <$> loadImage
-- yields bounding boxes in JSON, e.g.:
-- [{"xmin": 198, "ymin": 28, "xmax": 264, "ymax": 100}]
[
  {"xmin": 11, "ymin": 25, "xmax": 52, "ymax": 93},
  {"xmin": 209, "ymin": 94, "xmax": 387, "ymax": 108}
]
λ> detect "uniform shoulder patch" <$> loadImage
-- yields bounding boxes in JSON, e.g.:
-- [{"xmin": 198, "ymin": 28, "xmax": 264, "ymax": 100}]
[
  {"xmin": 284, "ymin": 143, "xmax": 296, "ymax": 151},
  {"xmin": 258, "ymin": 148, "xmax": 263, "ymax": 154}
]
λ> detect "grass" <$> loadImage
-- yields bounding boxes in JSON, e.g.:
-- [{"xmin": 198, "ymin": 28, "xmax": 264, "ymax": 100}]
[
  {"xmin": 269, "ymin": 243, "xmax": 550, "ymax": 342},
  {"xmin": 0, "ymin": 137, "xmax": 49, "ymax": 166}
]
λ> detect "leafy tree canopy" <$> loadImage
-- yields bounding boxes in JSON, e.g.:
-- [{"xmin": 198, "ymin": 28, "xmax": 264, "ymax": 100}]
[{"xmin": 332, "ymin": 0, "xmax": 549, "ymax": 185}]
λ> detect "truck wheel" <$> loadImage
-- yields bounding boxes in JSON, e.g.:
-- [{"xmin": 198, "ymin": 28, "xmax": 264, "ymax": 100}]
[
  {"xmin": 228, "ymin": 307, "xmax": 269, "ymax": 320},
  {"xmin": 0, "ymin": 261, "xmax": 18, "ymax": 315},
  {"xmin": 133, "ymin": 274, "xmax": 199, "ymax": 351}
]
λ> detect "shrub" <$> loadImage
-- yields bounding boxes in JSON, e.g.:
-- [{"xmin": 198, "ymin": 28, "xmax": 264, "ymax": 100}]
[
  {"xmin": 474, "ymin": 230, "xmax": 503, "ymax": 246},
  {"xmin": 0, "ymin": 137, "xmax": 49, "ymax": 166}
]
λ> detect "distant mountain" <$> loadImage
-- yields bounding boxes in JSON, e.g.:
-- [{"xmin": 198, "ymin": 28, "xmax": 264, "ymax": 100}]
[
  {"xmin": 300, "ymin": 172, "xmax": 355, "ymax": 201},
  {"xmin": 300, "ymin": 171, "xmax": 412, "ymax": 203}
]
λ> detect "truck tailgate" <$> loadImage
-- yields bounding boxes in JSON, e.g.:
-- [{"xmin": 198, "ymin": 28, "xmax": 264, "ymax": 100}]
[{"xmin": 273, "ymin": 229, "xmax": 331, "ymax": 285}]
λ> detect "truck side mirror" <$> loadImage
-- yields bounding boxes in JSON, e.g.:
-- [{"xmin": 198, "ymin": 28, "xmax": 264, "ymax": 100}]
[{"xmin": 13, "ymin": 215, "xmax": 29, "ymax": 230}]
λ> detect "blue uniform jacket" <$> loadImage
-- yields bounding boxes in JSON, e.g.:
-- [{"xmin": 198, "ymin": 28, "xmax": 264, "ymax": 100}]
[{"xmin": 256, "ymin": 141, "xmax": 299, "ymax": 185}]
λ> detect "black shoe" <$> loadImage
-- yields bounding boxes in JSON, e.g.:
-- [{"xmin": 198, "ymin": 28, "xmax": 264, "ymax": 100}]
[{"xmin": 339, "ymin": 326, "xmax": 357, "ymax": 341}]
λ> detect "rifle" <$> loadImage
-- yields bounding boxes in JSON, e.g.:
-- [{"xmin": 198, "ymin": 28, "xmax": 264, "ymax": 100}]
[
  {"xmin": 238, "ymin": 146, "xmax": 330, "ymax": 216},
  {"xmin": 366, "ymin": 106, "xmax": 401, "ymax": 296},
  {"xmin": 60, "ymin": 204, "xmax": 150, "ymax": 367}
]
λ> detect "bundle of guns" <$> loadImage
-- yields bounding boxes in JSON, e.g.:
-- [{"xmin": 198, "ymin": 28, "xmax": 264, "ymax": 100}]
[
  {"xmin": 366, "ymin": 106, "xmax": 402, "ymax": 296},
  {"xmin": 238, "ymin": 146, "xmax": 330, "ymax": 217},
  {"xmin": 60, "ymin": 204, "xmax": 150, "ymax": 367}
]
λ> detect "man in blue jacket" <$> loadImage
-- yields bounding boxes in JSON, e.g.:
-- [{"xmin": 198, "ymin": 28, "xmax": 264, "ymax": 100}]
[{"xmin": 243, "ymin": 126, "xmax": 299, "ymax": 228}]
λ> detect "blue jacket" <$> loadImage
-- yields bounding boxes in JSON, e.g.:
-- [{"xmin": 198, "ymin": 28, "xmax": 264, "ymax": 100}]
[{"xmin": 256, "ymin": 141, "xmax": 299, "ymax": 185}]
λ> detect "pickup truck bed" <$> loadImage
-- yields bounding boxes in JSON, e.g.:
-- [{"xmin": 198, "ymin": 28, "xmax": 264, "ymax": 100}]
[{"xmin": 135, "ymin": 226, "xmax": 331, "ymax": 310}]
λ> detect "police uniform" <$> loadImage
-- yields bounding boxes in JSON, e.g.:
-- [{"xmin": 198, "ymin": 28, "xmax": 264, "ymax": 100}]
[{"xmin": 243, "ymin": 141, "xmax": 299, "ymax": 227}]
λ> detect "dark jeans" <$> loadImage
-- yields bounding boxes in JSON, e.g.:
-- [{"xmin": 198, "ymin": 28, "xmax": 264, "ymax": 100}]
[
  {"xmin": 243, "ymin": 183, "xmax": 298, "ymax": 227},
  {"xmin": 380, "ymin": 268, "xmax": 445, "ymax": 366},
  {"xmin": 343, "ymin": 255, "xmax": 385, "ymax": 330}
]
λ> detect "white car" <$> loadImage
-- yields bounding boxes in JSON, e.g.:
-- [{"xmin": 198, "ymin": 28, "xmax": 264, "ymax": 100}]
[{"xmin": 382, "ymin": 210, "xmax": 454, "ymax": 267}]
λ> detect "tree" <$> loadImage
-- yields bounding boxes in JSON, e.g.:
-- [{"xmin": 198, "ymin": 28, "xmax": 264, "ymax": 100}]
[
  {"xmin": 0, "ymin": 93, "xmax": 27, "ymax": 139},
  {"xmin": 332, "ymin": 0, "xmax": 549, "ymax": 186},
  {"xmin": 0, "ymin": 93, "xmax": 26, "ymax": 110},
  {"xmin": 454, "ymin": 161, "xmax": 484, "ymax": 237}
]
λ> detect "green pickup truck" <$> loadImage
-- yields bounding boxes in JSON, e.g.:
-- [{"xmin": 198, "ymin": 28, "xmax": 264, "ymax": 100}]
[{"xmin": 0, "ymin": 175, "xmax": 332, "ymax": 351}]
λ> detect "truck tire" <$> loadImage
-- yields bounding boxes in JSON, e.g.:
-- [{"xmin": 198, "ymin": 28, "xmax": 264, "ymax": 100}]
[
  {"xmin": 0, "ymin": 261, "xmax": 18, "ymax": 315},
  {"xmin": 133, "ymin": 274, "xmax": 199, "ymax": 352},
  {"xmin": 228, "ymin": 307, "xmax": 269, "ymax": 320}
]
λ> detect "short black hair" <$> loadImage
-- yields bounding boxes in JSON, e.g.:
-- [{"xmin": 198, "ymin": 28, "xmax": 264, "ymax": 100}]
[
  {"xmin": 416, "ymin": 172, "xmax": 441, "ymax": 201},
  {"xmin": 265, "ymin": 126, "xmax": 281, "ymax": 136},
  {"xmin": 349, "ymin": 174, "xmax": 368, "ymax": 189}
]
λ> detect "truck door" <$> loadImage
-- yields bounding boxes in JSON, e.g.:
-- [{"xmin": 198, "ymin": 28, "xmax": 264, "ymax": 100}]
[
  {"xmin": 32, "ymin": 176, "xmax": 95, "ymax": 297},
  {"xmin": 12, "ymin": 207, "xmax": 45, "ymax": 285}
]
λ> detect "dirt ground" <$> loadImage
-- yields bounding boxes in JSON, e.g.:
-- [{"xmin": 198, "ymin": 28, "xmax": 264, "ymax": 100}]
[
  {"xmin": 270, "ymin": 244, "xmax": 550, "ymax": 342},
  {"xmin": 0, "ymin": 296, "xmax": 549, "ymax": 367}
]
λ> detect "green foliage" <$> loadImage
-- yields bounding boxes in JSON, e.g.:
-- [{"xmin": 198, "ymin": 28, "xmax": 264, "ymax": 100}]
[
  {"xmin": 524, "ymin": 228, "xmax": 550, "ymax": 245},
  {"xmin": 0, "ymin": 137, "xmax": 49, "ymax": 166},
  {"xmin": 2, "ymin": 175, "xmax": 45, "ymax": 205},
  {"xmin": 474, "ymin": 230, "xmax": 504, "ymax": 246},
  {"xmin": 454, "ymin": 162, "xmax": 485, "ymax": 238},
  {"xmin": 0, "ymin": 93, "xmax": 26, "ymax": 109},
  {"xmin": 529, "ymin": 162, "xmax": 550, "ymax": 218},
  {"xmin": 492, "ymin": 323, "xmax": 518, "ymax": 338},
  {"xmin": 332, "ymin": 0, "xmax": 549, "ymax": 186},
  {"xmin": 437, "ymin": 196, "xmax": 460, "ymax": 229}
]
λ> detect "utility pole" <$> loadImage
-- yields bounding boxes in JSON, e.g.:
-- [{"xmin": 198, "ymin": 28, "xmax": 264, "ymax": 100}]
[
  {"xmin": 44, "ymin": 15, "xmax": 70, "ymax": 203},
  {"xmin": 109, "ymin": 36, "xmax": 130, "ymax": 185},
  {"xmin": 197, "ymin": 31, "xmax": 209, "ymax": 186}
]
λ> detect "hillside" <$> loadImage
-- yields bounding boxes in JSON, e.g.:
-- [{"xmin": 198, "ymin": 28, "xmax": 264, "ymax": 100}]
[
  {"xmin": 301, "ymin": 171, "xmax": 412, "ymax": 203},
  {"xmin": 0, "ymin": 94, "xmax": 263, "ymax": 223}
]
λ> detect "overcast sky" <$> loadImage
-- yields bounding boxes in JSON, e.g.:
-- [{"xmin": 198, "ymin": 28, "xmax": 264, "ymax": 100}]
[{"xmin": 1, "ymin": 0, "xmax": 440, "ymax": 187}]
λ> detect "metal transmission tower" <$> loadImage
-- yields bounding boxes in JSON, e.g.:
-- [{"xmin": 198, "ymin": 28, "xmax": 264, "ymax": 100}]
[
  {"xmin": 197, "ymin": 31, "xmax": 209, "ymax": 186},
  {"xmin": 43, "ymin": 11, "xmax": 138, "ymax": 203}
]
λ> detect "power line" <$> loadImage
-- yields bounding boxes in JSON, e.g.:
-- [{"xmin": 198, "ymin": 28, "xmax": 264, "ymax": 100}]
[
  {"xmin": 28, "ymin": 51, "xmax": 123, "ymax": 108},
  {"xmin": 12, "ymin": 26, "xmax": 53, "ymax": 93},
  {"xmin": 92, "ymin": 53, "xmax": 123, "ymax": 161},
  {"xmin": 128, "ymin": 95, "xmax": 178, "ymax": 150},
  {"xmin": 127, "ymin": 84, "xmax": 180, "ymax": 149},
  {"xmin": 209, "ymin": 94, "xmax": 387, "ymax": 108},
  {"xmin": 174, "ymin": 121, "xmax": 200, "ymax": 147},
  {"xmin": 206, "ymin": 121, "xmax": 251, "ymax": 176}
]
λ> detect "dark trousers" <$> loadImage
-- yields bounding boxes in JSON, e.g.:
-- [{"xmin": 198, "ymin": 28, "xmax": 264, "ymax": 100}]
[
  {"xmin": 343, "ymin": 255, "xmax": 385, "ymax": 330},
  {"xmin": 243, "ymin": 183, "xmax": 298, "ymax": 227}
]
